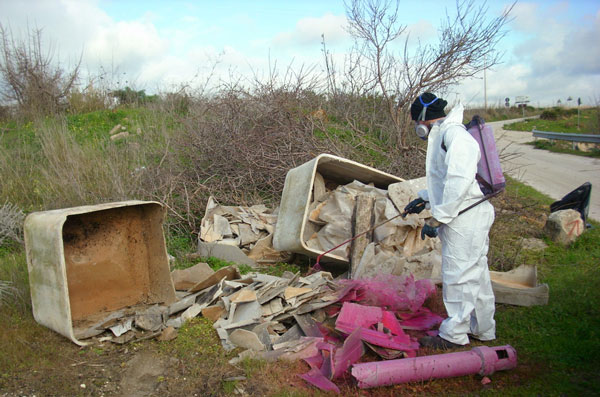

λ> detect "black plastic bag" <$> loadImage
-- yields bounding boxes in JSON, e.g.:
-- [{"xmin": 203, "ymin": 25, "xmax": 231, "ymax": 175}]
[{"xmin": 550, "ymin": 182, "xmax": 592, "ymax": 223}]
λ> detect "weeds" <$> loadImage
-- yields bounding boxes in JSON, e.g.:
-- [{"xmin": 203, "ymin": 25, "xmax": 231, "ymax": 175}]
[
  {"xmin": 0, "ymin": 251, "xmax": 29, "ymax": 312},
  {"xmin": 504, "ymin": 108, "xmax": 599, "ymax": 134},
  {"xmin": 0, "ymin": 201, "xmax": 24, "ymax": 246}
]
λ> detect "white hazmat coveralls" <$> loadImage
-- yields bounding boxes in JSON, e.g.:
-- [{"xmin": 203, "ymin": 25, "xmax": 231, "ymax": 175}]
[{"xmin": 418, "ymin": 103, "xmax": 496, "ymax": 345}]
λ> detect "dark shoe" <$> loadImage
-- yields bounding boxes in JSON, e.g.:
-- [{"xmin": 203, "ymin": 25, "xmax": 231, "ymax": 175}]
[
  {"xmin": 418, "ymin": 336, "xmax": 463, "ymax": 350},
  {"xmin": 468, "ymin": 333, "xmax": 495, "ymax": 342}
]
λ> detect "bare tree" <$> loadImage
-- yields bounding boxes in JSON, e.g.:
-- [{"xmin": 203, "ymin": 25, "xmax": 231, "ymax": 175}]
[
  {"xmin": 339, "ymin": 0, "xmax": 514, "ymax": 147},
  {"xmin": 0, "ymin": 24, "xmax": 81, "ymax": 117}
]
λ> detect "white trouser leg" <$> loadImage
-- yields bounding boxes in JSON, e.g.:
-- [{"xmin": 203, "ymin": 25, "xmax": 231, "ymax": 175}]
[
  {"xmin": 437, "ymin": 204, "xmax": 495, "ymax": 345},
  {"xmin": 469, "ymin": 243, "xmax": 496, "ymax": 340}
]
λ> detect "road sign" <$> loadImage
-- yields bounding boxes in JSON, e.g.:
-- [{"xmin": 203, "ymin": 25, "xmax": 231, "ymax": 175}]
[{"xmin": 515, "ymin": 96, "xmax": 530, "ymax": 104}]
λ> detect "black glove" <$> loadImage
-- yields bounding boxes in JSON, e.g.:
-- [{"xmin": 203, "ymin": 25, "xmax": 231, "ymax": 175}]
[
  {"xmin": 404, "ymin": 198, "xmax": 426, "ymax": 215},
  {"xmin": 421, "ymin": 224, "xmax": 438, "ymax": 240}
]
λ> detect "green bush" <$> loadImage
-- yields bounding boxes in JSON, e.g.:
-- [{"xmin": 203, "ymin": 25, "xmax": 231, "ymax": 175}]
[{"xmin": 540, "ymin": 107, "xmax": 578, "ymax": 120}]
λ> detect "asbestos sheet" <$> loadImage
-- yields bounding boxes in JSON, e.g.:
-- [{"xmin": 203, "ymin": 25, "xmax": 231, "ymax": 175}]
[
  {"xmin": 188, "ymin": 266, "xmax": 240, "ymax": 293},
  {"xmin": 336, "ymin": 302, "xmax": 383, "ymax": 329},
  {"xmin": 170, "ymin": 262, "xmax": 215, "ymax": 291}
]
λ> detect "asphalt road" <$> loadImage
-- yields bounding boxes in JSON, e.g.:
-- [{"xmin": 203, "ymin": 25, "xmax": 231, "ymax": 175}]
[{"xmin": 488, "ymin": 118, "xmax": 600, "ymax": 222}]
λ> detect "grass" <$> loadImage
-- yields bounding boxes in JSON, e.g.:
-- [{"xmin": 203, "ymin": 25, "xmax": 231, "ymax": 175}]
[
  {"xmin": 527, "ymin": 139, "xmax": 600, "ymax": 158},
  {"xmin": 0, "ymin": 94, "xmax": 598, "ymax": 396},
  {"xmin": 502, "ymin": 107, "xmax": 600, "ymax": 158},
  {"xmin": 504, "ymin": 107, "xmax": 599, "ymax": 134},
  {"xmin": 464, "ymin": 106, "xmax": 541, "ymax": 123},
  {"xmin": 1, "ymin": 177, "xmax": 598, "ymax": 395},
  {"xmin": 482, "ymin": 177, "xmax": 600, "ymax": 395}
]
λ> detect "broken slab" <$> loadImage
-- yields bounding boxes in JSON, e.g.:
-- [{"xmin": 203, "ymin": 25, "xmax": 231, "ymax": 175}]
[
  {"xmin": 247, "ymin": 234, "xmax": 293, "ymax": 264},
  {"xmin": 293, "ymin": 314, "xmax": 322, "ymax": 338},
  {"xmin": 197, "ymin": 241, "xmax": 258, "ymax": 267},
  {"xmin": 230, "ymin": 289, "xmax": 258, "ymax": 304},
  {"xmin": 284, "ymin": 286, "xmax": 312, "ymax": 301},
  {"xmin": 331, "ymin": 328, "xmax": 364, "ymax": 379},
  {"xmin": 188, "ymin": 266, "xmax": 241, "ymax": 293},
  {"xmin": 135, "ymin": 305, "xmax": 167, "ymax": 332},
  {"xmin": 229, "ymin": 329, "xmax": 266, "ymax": 351},
  {"xmin": 167, "ymin": 291, "xmax": 204, "ymax": 315},
  {"xmin": 202, "ymin": 304, "xmax": 226, "ymax": 322},
  {"xmin": 157, "ymin": 326, "xmax": 178, "ymax": 341},
  {"xmin": 252, "ymin": 322, "xmax": 274, "ymax": 350},
  {"xmin": 109, "ymin": 317, "xmax": 133, "ymax": 337},
  {"xmin": 171, "ymin": 262, "xmax": 215, "ymax": 291},
  {"xmin": 490, "ymin": 264, "xmax": 549, "ymax": 306},
  {"xmin": 350, "ymin": 194, "xmax": 374, "ymax": 278}
]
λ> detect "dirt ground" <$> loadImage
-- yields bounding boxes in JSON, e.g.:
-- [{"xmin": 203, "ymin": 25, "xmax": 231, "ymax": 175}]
[{"xmin": 0, "ymin": 286, "xmax": 539, "ymax": 397}]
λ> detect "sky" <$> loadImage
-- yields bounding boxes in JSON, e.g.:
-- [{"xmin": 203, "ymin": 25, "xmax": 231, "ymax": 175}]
[{"xmin": 1, "ymin": 0, "xmax": 599, "ymax": 108}]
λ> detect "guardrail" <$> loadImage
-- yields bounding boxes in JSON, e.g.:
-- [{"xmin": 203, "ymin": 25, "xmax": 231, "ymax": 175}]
[{"xmin": 532, "ymin": 130, "xmax": 600, "ymax": 144}]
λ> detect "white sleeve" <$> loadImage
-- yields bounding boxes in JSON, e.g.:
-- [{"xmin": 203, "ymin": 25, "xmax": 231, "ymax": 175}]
[
  {"xmin": 417, "ymin": 189, "xmax": 431, "ymax": 209},
  {"xmin": 431, "ymin": 129, "xmax": 479, "ymax": 223}
]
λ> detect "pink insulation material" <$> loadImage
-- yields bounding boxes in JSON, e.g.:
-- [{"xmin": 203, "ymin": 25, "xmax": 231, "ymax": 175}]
[
  {"xmin": 299, "ymin": 329, "xmax": 365, "ymax": 394},
  {"xmin": 331, "ymin": 328, "xmax": 364, "ymax": 379},
  {"xmin": 381, "ymin": 310, "xmax": 405, "ymax": 336},
  {"xmin": 338, "ymin": 274, "xmax": 436, "ymax": 312},
  {"xmin": 299, "ymin": 368, "xmax": 340, "ymax": 393},
  {"xmin": 336, "ymin": 302, "xmax": 383, "ymax": 328},
  {"xmin": 398, "ymin": 308, "xmax": 445, "ymax": 330},
  {"xmin": 297, "ymin": 275, "xmax": 452, "ymax": 393}
]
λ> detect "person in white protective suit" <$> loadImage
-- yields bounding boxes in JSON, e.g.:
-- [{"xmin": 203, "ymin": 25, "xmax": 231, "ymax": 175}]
[{"xmin": 404, "ymin": 92, "xmax": 496, "ymax": 350}]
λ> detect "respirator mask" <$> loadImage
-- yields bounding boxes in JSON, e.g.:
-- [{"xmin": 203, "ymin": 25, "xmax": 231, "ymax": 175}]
[{"xmin": 415, "ymin": 96, "xmax": 438, "ymax": 140}]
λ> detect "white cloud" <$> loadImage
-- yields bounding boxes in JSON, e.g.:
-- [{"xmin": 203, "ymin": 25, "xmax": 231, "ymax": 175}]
[
  {"xmin": 272, "ymin": 13, "xmax": 349, "ymax": 47},
  {"xmin": 86, "ymin": 20, "xmax": 169, "ymax": 72},
  {"xmin": 459, "ymin": 1, "xmax": 600, "ymax": 106}
]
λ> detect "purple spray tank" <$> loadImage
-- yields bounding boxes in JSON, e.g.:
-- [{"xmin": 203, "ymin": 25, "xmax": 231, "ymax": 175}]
[{"xmin": 466, "ymin": 115, "xmax": 506, "ymax": 195}]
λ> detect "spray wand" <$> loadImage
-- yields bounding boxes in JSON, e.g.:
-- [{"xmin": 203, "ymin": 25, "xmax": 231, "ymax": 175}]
[{"xmin": 307, "ymin": 191, "xmax": 501, "ymax": 275}]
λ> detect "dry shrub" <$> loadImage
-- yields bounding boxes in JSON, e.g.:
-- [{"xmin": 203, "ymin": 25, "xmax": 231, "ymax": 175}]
[
  {"xmin": 0, "ymin": 201, "xmax": 24, "ymax": 247},
  {"xmin": 0, "ymin": 117, "xmax": 158, "ymax": 212},
  {"xmin": 35, "ymin": 119, "xmax": 147, "ymax": 208},
  {"xmin": 67, "ymin": 84, "xmax": 112, "ymax": 114},
  {"xmin": 146, "ymin": 78, "xmax": 427, "ymax": 235},
  {"xmin": 0, "ymin": 24, "xmax": 80, "ymax": 119}
]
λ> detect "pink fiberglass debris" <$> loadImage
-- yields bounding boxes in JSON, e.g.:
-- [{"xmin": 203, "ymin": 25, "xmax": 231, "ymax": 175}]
[
  {"xmin": 331, "ymin": 328, "xmax": 364, "ymax": 379},
  {"xmin": 366, "ymin": 343, "xmax": 411, "ymax": 360},
  {"xmin": 299, "ymin": 330, "xmax": 365, "ymax": 393},
  {"xmin": 351, "ymin": 345, "xmax": 518, "ymax": 388},
  {"xmin": 335, "ymin": 302, "xmax": 418, "ymax": 354},
  {"xmin": 299, "ymin": 368, "xmax": 340, "ymax": 394},
  {"xmin": 339, "ymin": 274, "xmax": 436, "ymax": 312},
  {"xmin": 336, "ymin": 302, "xmax": 382, "ymax": 329},
  {"xmin": 381, "ymin": 310, "xmax": 404, "ymax": 336},
  {"xmin": 303, "ymin": 353, "xmax": 324, "ymax": 370},
  {"xmin": 335, "ymin": 321, "xmax": 418, "ymax": 351},
  {"xmin": 398, "ymin": 308, "xmax": 445, "ymax": 331}
]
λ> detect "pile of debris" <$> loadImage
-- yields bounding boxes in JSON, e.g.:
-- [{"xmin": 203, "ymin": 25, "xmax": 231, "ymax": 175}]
[
  {"xmin": 304, "ymin": 177, "xmax": 442, "ymax": 280},
  {"xmin": 73, "ymin": 261, "xmax": 446, "ymax": 392},
  {"xmin": 199, "ymin": 197, "xmax": 292, "ymax": 265},
  {"xmin": 108, "ymin": 122, "xmax": 142, "ymax": 142}
]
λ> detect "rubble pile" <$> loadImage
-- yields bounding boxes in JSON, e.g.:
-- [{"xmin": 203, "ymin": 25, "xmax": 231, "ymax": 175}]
[
  {"xmin": 305, "ymin": 176, "xmax": 442, "ymax": 280},
  {"xmin": 199, "ymin": 196, "xmax": 292, "ymax": 264},
  {"xmin": 72, "ymin": 263, "xmax": 445, "ymax": 391}
]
